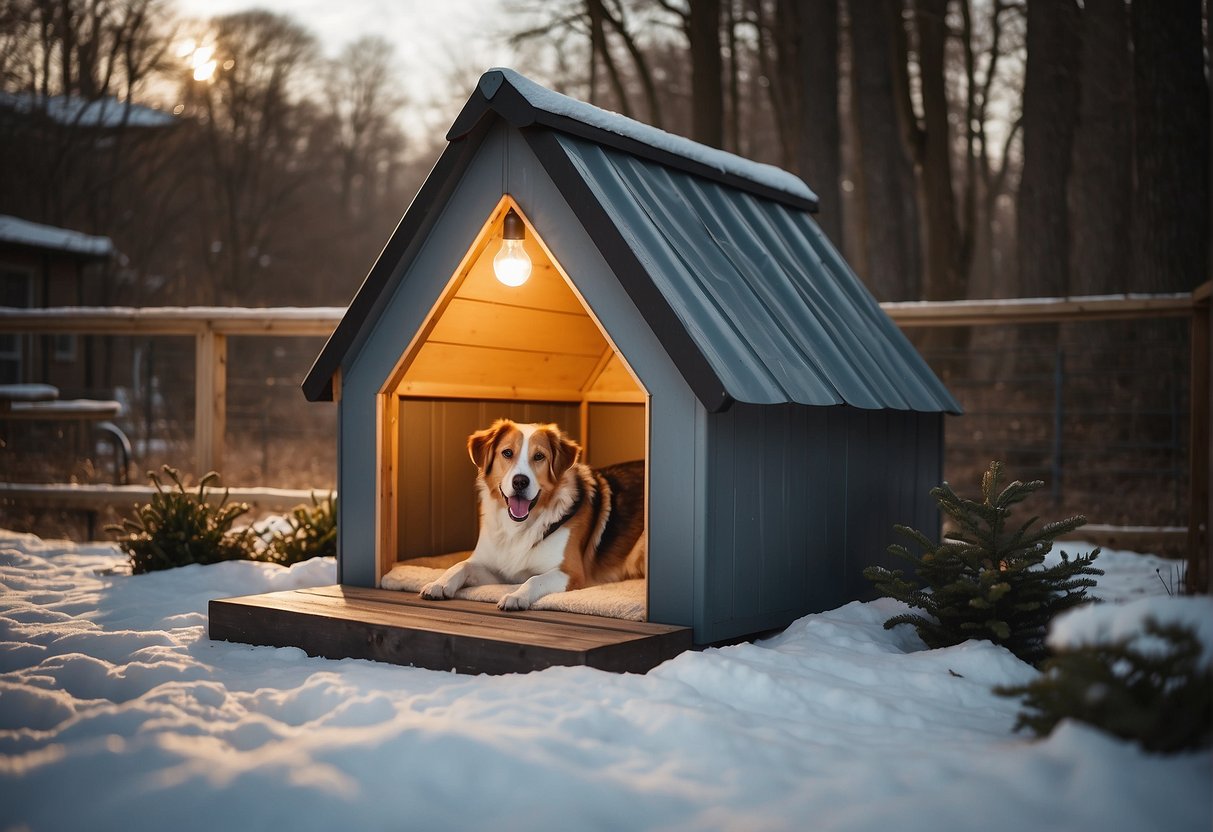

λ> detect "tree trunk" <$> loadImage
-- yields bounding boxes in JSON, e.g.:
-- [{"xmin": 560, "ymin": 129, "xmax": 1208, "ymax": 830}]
[
  {"xmin": 846, "ymin": 0, "xmax": 921, "ymax": 301},
  {"xmin": 915, "ymin": 0, "xmax": 962, "ymax": 301},
  {"xmin": 689, "ymin": 0, "xmax": 723, "ymax": 148},
  {"xmin": 1131, "ymin": 0, "xmax": 1210, "ymax": 293},
  {"xmin": 1068, "ymin": 0, "xmax": 1132, "ymax": 296},
  {"xmin": 1016, "ymin": 0, "xmax": 1080, "ymax": 299},
  {"xmin": 781, "ymin": 0, "xmax": 843, "ymax": 246},
  {"xmin": 587, "ymin": 0, "xmax": 603, "ymax": 104}
]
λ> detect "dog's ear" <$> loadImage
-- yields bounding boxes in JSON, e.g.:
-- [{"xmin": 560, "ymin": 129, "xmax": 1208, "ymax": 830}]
[
  {"xmin": 468, "ymin": 420, "xmax": 510, "ymax": 474},
  {"xmin": 545, "ymin": 426, "xmax": 581, "ymax": 480}
]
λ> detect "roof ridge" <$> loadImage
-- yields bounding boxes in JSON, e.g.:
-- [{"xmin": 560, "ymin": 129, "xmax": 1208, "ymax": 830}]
[{"xmin": 447, "ymin": 68, "xmax": 818, "ymax": 211}]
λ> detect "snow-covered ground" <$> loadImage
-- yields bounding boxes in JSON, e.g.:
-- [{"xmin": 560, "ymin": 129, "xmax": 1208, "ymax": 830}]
[{"xmin": 1, "ymin": 531, "xmax": 1209, "ymax": 832}]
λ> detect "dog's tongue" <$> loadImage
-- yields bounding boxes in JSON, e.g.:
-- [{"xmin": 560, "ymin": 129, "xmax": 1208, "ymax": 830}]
[{"xmin": 508, "ymin": 495, "xmax": 531, "ymax": 520}]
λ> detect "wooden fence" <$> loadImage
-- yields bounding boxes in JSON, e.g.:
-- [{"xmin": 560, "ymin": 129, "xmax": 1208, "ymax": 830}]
[{"xmin": 1, "ymin": 286, "xmax": 1208, "ymax": 587}]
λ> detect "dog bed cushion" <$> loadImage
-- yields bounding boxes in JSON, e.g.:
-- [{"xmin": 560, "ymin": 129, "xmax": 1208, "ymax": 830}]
[{"xmin": 380, "ymin": 555, "xmax": 645, "ymax": 621}]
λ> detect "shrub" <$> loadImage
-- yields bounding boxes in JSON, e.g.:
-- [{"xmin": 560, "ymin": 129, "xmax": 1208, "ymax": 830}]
[
  {"xmin": 997, "ymin": 619, "xmax": 1212, "ymax": 753},
  {"xmin": 863, "ymin": 461, "xmax": 1102, "ymax": 666},
  {"xmin": 109, "ymin": 466, "xmax": 256, "ymax": 574},
  {"xmin": 260, "ymin": 492, "xmax": 337, "ymax": 565}
]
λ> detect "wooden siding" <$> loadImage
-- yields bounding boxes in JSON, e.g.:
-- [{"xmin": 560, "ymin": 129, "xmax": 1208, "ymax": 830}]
[
  {"xmin": 395, "ymin": 398, "xmax": 581, "ymax": 559},
  {"xmin": 701, "ymin": 404, "xmax": 943, "ymax": 643}
]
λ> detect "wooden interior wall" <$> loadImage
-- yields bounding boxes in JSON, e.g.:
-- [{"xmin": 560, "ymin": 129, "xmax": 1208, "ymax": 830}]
[
  {"xmin": 585, "ymin": 403, "xmax": 645, "ymax": 466},
  {"xmin": 388, "ymin": 197, "xmax": 648, "ymax": 562},
  {"xmin": 395, "ymin": 398, "xmax": 646, "ymax": 560},
  {"xmin": 396, "ymin": 399, "xmax": 582, "ymax": 559}
]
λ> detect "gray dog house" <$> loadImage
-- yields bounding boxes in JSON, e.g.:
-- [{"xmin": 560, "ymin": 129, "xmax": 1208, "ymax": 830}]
[{"xmin": 299, "ymin": 68, "xmax": 960, "ymax": 647}]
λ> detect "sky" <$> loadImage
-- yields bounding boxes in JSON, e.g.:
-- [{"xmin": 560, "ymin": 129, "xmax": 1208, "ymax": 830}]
[{"xmin": 174, "ymin": 0, "xmax": 519, "ymax": 150}]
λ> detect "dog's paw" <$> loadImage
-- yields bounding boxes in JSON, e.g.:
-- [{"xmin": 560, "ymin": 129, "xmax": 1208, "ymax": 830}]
[
  {"xmin": 497, "ymin": 591, "xmax": 530, "ymax": 611},
  {"xmin": 419, "ymin": 580, "xmax": 449, "ymax": 600}
]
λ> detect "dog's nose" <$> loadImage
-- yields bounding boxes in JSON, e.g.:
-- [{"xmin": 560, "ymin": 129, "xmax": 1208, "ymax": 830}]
[{"xmin": 512, "ymin": 474, "xmax": 529, "ymax": 493}]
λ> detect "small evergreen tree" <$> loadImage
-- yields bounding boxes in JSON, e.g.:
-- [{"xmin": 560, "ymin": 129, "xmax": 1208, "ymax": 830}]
[
  {"xmin": 109, "ymin": 466, "xmax": 256, "ymax": 574},
  {"xmin": 864, "ymin": 461, "xmax": 1102, "ymax": 665},
  {"xmin": 260, "ymin": 492, "xmax": 337, "ymax": 565},
  {"xmin": 997, "ymin": 619, "xmax": 1212, "ymax": 753}
]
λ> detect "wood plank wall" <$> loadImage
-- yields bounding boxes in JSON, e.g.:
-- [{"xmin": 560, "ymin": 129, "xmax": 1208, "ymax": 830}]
[{"xmin": 394, "ymin": 398, "xmax": 646, "ymax": 560}]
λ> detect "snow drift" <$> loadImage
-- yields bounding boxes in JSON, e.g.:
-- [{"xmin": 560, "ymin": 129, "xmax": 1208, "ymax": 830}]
[{"xmin": 0, "ymin": 530, "xmax": 1208, "ymax": 831}]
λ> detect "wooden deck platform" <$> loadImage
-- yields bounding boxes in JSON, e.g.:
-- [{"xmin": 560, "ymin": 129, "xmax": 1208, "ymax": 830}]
[{"xmin": 209, "ymin": 585, "xmax": 692, "ymax": 675}]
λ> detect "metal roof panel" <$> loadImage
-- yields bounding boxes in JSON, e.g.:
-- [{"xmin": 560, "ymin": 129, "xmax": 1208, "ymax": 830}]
[{"xmin": 552, "ymin": 133, "xmax": 961, "ymax": 414}]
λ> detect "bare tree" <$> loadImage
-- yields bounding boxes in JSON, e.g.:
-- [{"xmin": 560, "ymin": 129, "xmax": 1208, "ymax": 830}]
[
  {"xmin": 323, "ymin": 36, "xmax": 405, "ymax": 221},
  {"xmin": 846, "ymin": 0, "xmax": 922, "ymax": 301},
  {"xmin": 768, "ymin": 0, "xmax": 843, "ymax": 245},
  {"xmin": 909, "ymin": 0, "xmax": 963, "ymax": 302},
  {"xmin": 1131, "ymin": 0, "xmax": 1209, "ymax": 293},
  {"xmin": 508, "ymin": 0, "xmax": 669, "ymax": 127},
  {"xmin": 1068, "ymin": 0, "xmax": 1131, "ymax": 296},
  {"xmin": 689, "ymin": 0, "xmax": 723, "ymax": 147},
  {"xmin": 1016, "ymin": 0, "xmax": 1079, "ymax": 300},
  {"xmin": 955, "ymin": 0, "xmax": 1024, "ymax": 299},
  {"xmin": 184, "ymin": 11, "xmax": 319, "ymax": 303}
]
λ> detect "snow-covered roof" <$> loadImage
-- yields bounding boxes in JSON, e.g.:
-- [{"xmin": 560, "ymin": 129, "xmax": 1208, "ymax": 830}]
[
  {"xmin": 482, "ymin": 68, "xmax": 817, "ymax": 206},
  {"xmin": 447, "ymin": 68, "xmax": 817, "ymax": 210},
  {"xmin": 0, "ymin": 215, "xmax": 114, "ymax": 258},
  {"xmin": 0, "ymin": 91, "xmax": 175, "ymax": 128}
]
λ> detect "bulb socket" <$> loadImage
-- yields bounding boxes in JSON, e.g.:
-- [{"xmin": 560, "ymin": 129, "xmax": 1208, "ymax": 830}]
[{"xmin": 503, "ymin": 208, "xmax": 525, "ymax": 241}]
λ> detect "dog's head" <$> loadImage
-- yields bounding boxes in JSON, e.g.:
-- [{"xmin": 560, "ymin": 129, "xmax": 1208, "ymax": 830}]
[{"xmin": 467, "ymin": 419, "xmax": 581, "ymax": 522}]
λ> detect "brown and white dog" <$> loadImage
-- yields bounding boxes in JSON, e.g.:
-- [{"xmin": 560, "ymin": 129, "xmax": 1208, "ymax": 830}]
[{"xmin": 419, "ymin": 419, "xmax": 645, "ymax": 610}]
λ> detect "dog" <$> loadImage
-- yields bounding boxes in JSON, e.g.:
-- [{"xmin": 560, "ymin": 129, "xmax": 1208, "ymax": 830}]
[{"xmin": 419, "ymin": 419, "xmax": 645, "ymax": 611}]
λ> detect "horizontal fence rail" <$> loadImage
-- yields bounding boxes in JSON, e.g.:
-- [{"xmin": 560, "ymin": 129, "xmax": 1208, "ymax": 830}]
[
  {"xmin": 882, "ymin": 291, "xmax": 1199, "ymax": 326},
  {"xmin": 0, "ymin": 307, "xmax": 343, "ymax": 476},
  {"xmin": 1, "ymin": 285, "xmax": 1208, "ymax": 588}
]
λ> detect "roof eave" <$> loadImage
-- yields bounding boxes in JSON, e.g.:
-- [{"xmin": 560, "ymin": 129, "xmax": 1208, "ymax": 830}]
[{"xmin": 301, "ymin": 121, "xmax": 492, "ymax": 403}]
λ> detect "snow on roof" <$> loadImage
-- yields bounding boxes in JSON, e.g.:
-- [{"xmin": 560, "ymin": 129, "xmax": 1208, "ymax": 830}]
[
  {"xmin": 0, "ymin": 215, "xmax": 114, "ymax": 258},
  {"xmin": 485, "ymin": 68, "xmax": 818, "ymax": 205},
  {"xmin": 0, "ymin": 91, "xmax": 175, "ymax": 128}
]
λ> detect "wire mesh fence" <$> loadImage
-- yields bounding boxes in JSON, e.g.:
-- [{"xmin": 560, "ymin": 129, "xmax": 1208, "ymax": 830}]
[
  {"xmin": 910, "ymin": 318, "xmax": 1190, "ymax": 529},
  {"xmin": 0, "ymin": 304, "xmax": 1202, "ymax": 548}
]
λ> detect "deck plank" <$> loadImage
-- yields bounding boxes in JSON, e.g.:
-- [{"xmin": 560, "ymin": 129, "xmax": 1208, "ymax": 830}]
[
  {"xmin": 209, "ymin": 585, "xmax": 691, "ymax": 675},
  {"xmin": 301, "ymin": 585, "xmax": 682, "ymax": 636}
]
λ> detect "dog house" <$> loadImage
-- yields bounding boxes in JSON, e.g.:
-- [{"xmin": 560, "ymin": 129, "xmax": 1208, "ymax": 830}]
[{"xmin": 210, "ymin": 69, "xmax": 959, "ymax": 671}]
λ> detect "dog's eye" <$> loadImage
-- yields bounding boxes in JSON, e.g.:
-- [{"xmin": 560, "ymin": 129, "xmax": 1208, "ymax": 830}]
[
  {"xmin": 501, "ymin": 448, "xmax": 513, "ymax": 458},
  {"xmin": 533, "ymin": 452, "xmax": 545, "ymax": 462}
]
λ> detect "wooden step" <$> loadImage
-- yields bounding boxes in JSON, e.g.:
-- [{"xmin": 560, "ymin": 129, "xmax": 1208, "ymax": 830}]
[{"xmin": 209, "ymin": 584, "xmax": 692, "ymax": 675}]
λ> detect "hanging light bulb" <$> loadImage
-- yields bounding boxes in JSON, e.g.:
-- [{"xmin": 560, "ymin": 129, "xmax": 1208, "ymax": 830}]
[{"xmin": 494, "ymin": 208, "xmax": 532, "ymax": 287}]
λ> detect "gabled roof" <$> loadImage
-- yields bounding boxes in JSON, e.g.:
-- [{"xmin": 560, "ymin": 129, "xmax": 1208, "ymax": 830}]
[
  {"xmin": 304, "ymin": 69, "xmax": 959, "ymax": 415},
  {"xmin": 0, "ymin": 215, "xmax": 114, "ymax": 259}
]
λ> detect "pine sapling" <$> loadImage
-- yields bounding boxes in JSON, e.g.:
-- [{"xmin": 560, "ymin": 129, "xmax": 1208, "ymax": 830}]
[
  {"xmin": 864, "ymin": 461, "xmax": 1102, "ymax": 665},
  {"xmin": 109, "ymin": 466, "xmax": 255, "ymax": 574},
  {"xmin": 260, "ymin": 491, "xmax": 337, "ymax": 565},
  {"xmin": 997, "ymin": 619, "xmax": 1212, "ymax": 753}
]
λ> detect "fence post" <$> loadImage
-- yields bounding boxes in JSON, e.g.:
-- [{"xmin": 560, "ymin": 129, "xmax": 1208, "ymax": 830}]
[
  {"xmin": 194, "ymin": 330, "xmax": 227, "ymax": 475},
  {"xmin": 1188, "ymin": 287, "xmax": 1210, "ymax": 594},
  {"xmin": 1052, "ymin": 344, "xmax": 1065, "ymax": 503}
]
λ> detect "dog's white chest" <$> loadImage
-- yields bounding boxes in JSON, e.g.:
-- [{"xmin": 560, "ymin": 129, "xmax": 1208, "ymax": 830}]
[{"xmin": 477, "ymin": 513, "xmax": 568, "ymax": 583}]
